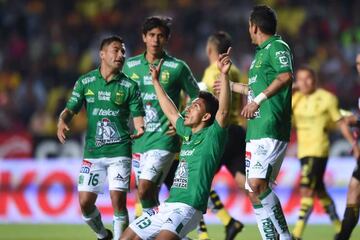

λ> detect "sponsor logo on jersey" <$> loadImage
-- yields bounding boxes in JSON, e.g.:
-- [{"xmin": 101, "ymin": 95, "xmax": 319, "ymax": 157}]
[
  {"xmin": 142, "ymin": 92, "xmax": 158, "ymax": 100},
  {"xmin": 85, "ymin": 89, "xmax": 95, "ymax": 96},
  {"xmin": 144, "ymin": 102, "xmax": 159, "ymax": 124},
  {"xmin": 82, "ymin": 76, "xmax": 96, "ymax": 85},
  {"xmin": 92, "ymin": 108, "xmax": 120, "ymax": 116},
  {"xmin": 165, "ymin": 218, "xmax": 173, "ymax": 224},
  {"xmin": 143, "ymin": 75, "xmax": 152, "ymax": 85},
  {"xmin": 163, "ymin": 61, "xmax": 178, "ymax": 69},
  {"xmin": 95, "ymin": 118, "xmax": 121, "ymax": 146},
  {"xmin": 130, "ymin": 73, "xmax": 140, "ymax": 80},
  {"xmin": 119, "ymin": 80, "xmax": 131, "ymax": 88},
  {"xmin": 72, "ymin": 92, "xmax": 80, "ymax": 98},
  {"xmin": 127, "ymin": 60, "xmax": 141, "ymax": 68},
  {"xmin": 98, "ymin": 91, "xmax": 111, "ymax": 101},
  {"xmin": 149, "ymin": 165, "xmax": 158, "ymax": 174},
  {"xmin": 180, "ymin": 149, "xmax": 195, "ymax": 157},
  {"xmin": 173, "ymin": 160, "xmax": 188, "ymax": 189}
]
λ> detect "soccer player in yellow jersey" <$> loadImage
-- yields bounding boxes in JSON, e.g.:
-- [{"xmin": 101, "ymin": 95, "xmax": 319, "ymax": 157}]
[
  {"xmin": 335, "ymin": 53, "xmax": 360, "ymax": 240},
  {"xmin": 197, "ymin": 31, "xmax": 246, "ymax": 240},
  {"xmin": 291, "ymin": 65, "xmax": 360, "ymax": 240}
]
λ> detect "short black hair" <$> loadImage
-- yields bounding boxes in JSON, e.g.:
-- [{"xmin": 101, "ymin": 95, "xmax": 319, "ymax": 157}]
[
  {"xmin": 142, "ymin": 16, "xmax": 172, "ymax": 39},
  {"xmin": 208, "ymin": 31, "xmax": 232, "ymax": 54},
  {"xmin": 250, "ymin": 5, "xmax": 277, "ymax": 35},
  {"xmin": 100, "ymin": 36, "xmax": 124, "ymax": 50},
  {"xmin": 198, "ymin": 91, "xmax": 219, "ymax": 125},
  {"xmin": 296, "ymin": 65, "xmax": 317, "ymax": 81}
]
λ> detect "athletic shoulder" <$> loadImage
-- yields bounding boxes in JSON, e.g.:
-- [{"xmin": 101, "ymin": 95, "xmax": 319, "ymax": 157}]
[
  {"xmin": 77, "ymin": 69, "xmax": 98, "ymax": 85},
  {"xmin": 124, "ymin": 54, "xmax": 143, "ymax": 69}
]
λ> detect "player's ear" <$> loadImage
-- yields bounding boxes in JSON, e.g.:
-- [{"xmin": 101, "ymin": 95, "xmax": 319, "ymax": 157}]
[
  {"xmin": 142, "ymin": 33, "xmax": 147, "ymax": 43},
  {"xmin": 99, "ymin": 50, "xmax": 105, "ymax": 60},
  {"xmin": 202, "ymin": 113, "xmax": 211, "ymax": 122}
]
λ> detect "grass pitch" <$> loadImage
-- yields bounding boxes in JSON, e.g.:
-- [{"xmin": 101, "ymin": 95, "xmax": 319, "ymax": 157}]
[{"xmin": 1, "ymin": 224, "xmax": 359, "ymax": 239}]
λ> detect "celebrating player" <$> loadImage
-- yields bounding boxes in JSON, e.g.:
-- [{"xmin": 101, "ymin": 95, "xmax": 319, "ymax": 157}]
[
  {"xmin": 120, "ymin": 47, "xmax": 232, "ymax": 240},
  {"xmin": 57, "ymin": 36, "xmax": 144, "ymax": 240},
  {"xmin": 122, "ymin": 16, "xmax": 199, "ymax": 214}
]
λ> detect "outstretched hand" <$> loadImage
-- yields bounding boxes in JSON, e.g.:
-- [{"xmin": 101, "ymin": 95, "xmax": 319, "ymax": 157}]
[
  {"xmin": 150, "ymin": 59, "xmax": 164, "ymax": 83},
  {"xmin": 217, "ymin": 47, "xmax": 232, "ymax": 74}
]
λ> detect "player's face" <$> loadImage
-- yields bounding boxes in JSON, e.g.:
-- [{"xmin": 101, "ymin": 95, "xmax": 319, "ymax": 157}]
[
  {"xmin": 143, "ymin": 27, "xmax": 167, "ymax": 56},
  {"xmin": 184, "ymin": 98, "xmax": 208, "ymax": 127},
  {"xmin": 296, "ymin": 69, "xmax": 316, "ymax": 95},
  {"xmin": 356, "ymin": 54, "xmax": 360, "ymax": 75},
  {"xmin": 100, "ymin": 41, "xmax": 126, "ymax": 71}
]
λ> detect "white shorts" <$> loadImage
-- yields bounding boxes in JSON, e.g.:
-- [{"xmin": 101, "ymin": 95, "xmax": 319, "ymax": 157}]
[
  {"xmin": 132, "ymin": 150, "xmax": 175, "ymax": 186},
  {"xmin": 77, "ymin": 156, "xmax": 131, "ymax": 194},
  {"xmin": 129, "ymin": 202, "xmax": 202, "ymax": 239},
  {"xmin": 245, "ymin": 138, "xmax": 288, "ymax": 192}
]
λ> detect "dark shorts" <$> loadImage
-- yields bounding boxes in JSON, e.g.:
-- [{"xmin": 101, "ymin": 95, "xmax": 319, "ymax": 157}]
[
  {"xmin": 216, "ymin": 124, "xmax": 246, "ymax": 176},
  {"xmin": 300, "ymin": 157, "xmax": 328, "ymax": 190},
  {"xmin": 352, "ymin": 160, "xmax": 360, "ymax": 181}
]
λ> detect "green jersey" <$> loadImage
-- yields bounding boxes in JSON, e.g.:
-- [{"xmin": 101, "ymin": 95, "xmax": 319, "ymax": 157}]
[
  {"xmin": 66, "ymin": 68, "xmax": 144, "ymax": 158},
  {"xmin": 246, "ymin": 35, "xmax": 293, "ymax": 142},
  {"xmin": 123, "ymin": 52, "xmax": 199, "ymax": 153},
  {"xmin": 166, "ymin": 117, "xmax": 227, "ymax": 212}
]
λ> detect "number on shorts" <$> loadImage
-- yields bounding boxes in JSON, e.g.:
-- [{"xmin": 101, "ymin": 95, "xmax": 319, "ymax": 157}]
[
  {"xmin": 88, "ymin": 173, "xmax": 99, "ymax": 186},
  {"xmin": 136, "ymin": 217, "xmax": 151, "ymax": 229}
]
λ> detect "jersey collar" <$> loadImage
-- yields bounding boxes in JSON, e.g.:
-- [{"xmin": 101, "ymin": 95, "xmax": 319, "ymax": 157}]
[
  {"xmin": 257, "ymin": 35, "xmax": 281, "ymax": 50},
  {"xmin": 95, "ymin": 67, "xmax": 125, "ymax": 83},
  {"xmin": 141, "ymin": 51, "xmax": 169, "ymax": 65}
]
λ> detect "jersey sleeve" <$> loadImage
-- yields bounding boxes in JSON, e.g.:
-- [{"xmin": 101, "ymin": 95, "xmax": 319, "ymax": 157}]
[
  {"xmin": 327, "ymin": 94, "xmax": 342, "ymax": 122},
  {"xmin": 122, "ymin": 61, "xmax": 130, "ymax": 76},
  {"xmin": 179, "ymin": 62, "xmax": 200, "ymax": 100},
  {"xmin": 66, "ymin": 79, "xmax": 84, "ymax": 114},
  {"xmin": 269, "ymin": 41, "xmax": 293, "ymax": 74},
  {"xmin": 128, "ymin": 82, "xmax": 145, "ymax": 117},
  {"xmin": 176, "ymin": 116, "xmax": 192, "ymax": 140}
]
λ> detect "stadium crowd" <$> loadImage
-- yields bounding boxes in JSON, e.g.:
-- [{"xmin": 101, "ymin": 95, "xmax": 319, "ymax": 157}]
[{"xmin": 0, "ymin": 0, "xmax": 360, "ymax": 137}]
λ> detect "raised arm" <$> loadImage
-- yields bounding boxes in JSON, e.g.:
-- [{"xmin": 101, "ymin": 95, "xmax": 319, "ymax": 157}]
[
  {"xmin": 215, "ymin": 47, "xmax": 232, "ymax": 128},
  {"xmin": 213, "ymin": 80, "xmax": 248, "ymax": 95},
  {"xmin": 150, "ymin": 59, "xmax": 181, "ymax": 128},
  {"xmin": 57, "ymin": 108, "xmax": 75, "ymax": 144}
]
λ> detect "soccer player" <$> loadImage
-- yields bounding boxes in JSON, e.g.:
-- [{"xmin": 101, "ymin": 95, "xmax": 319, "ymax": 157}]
[
  {"xmin": 291, "ymin": 65, "xmax": 360, "ymax": 240},
  {"xmin": 57, "ymin": 36, "xmax": 145, "ymax": 240},
  {"xmin": 335, "ymin": 53, "xmax": 360, "ymax": 240},
  {"xmin": 198, "ymin": 30, "xmax": 246, "ymax": 240},
  {"xmin": 221, "ymin": 5, "xmax": 294, "ymax": 239},
  {"xmin": 122, "ymin": 16, "xmax": 199, "ymax": 213},
  {"xmin": 120, "ymin": 46, "xmax": 232, "ymax": 240}
]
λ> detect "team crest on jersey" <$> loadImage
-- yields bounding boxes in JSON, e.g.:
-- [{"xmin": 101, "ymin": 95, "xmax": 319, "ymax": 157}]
[
  {"xmin": 115, "ymin": 90, "xmax": 125, "ymax": 104},
  {"xmin": 173, "ymin": 159, "xmax": 188, "ymax": 189},
  {"xmin": 160, "ymin": 70, "xmax": 170, "ymax": 84},
  {"xmin": 95, "ymin": 118, "xmax": 121, "ymax": 146}
]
